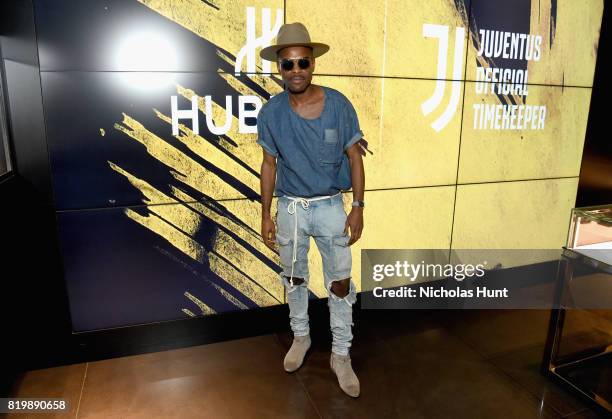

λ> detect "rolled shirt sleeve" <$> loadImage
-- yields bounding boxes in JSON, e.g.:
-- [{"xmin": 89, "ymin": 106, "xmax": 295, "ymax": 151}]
[
  {"xmin": 343, "ymin": 99, "xmax": 364, "ymax": 151},
  {"xmin": 256, "ymin": 108, "xmax": 279, "ymax": 157}
]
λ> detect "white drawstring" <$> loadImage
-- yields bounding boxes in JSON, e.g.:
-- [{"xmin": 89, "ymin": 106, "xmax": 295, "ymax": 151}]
[{"xmin": 284, "ymin": 192, "xmax": 341, "ymax": 291}]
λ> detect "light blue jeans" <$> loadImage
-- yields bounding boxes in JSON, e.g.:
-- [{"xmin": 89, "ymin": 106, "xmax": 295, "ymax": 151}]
[{"xmin": 275, "ymin": 192, "xmax": 357, "ymax": 356}]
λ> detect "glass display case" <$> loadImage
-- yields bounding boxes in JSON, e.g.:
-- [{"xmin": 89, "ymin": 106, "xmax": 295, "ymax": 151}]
[{"xmin": 542, "ymin": 204, "xmax": 612, "ymax": 414}]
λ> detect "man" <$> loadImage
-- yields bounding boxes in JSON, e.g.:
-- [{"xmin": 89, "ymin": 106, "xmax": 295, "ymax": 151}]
[{"xmin": 256, "ymin": 22, "xmax": 366, "ymax": 398}]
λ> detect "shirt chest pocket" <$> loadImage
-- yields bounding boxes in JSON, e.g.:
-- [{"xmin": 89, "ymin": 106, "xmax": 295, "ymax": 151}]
[
  {"xmin": 320, "ymin": 128, "xmax": 341, "ymax": 165},
  {"xmin": 324, "ymin": 128, "xmax": 339, "ymax": 144}
]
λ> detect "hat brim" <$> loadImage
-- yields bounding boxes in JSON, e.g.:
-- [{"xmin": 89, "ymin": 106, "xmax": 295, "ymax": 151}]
[{"xmin": 259, "ymin": 42, "xmax": 330, "ymax": 62}]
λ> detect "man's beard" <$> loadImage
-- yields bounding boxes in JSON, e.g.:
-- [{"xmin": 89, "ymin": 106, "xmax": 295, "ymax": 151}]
[{"xmin": 287, "ymin": 79, "xmax": 311, "ymax": 94}]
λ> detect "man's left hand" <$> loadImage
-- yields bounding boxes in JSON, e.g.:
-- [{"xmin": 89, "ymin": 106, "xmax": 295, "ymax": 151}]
[{"xmin": 344, "ymin": 207, "xmax": 364, "ymax": 246}]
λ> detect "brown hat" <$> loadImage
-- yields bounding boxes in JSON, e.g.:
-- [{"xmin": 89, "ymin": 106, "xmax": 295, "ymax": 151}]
[{"xmin": 259, "ymin": 22, "xmax": 329, "ymax": 62}]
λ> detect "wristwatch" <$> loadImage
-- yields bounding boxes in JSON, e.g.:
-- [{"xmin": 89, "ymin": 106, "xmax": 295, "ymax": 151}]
[{"xmin": 351, "ymin": 200, "xmax": 365, "ymax": 208}]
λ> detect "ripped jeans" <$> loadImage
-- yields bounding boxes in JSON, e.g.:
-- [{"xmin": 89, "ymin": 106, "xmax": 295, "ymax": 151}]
[{"xmin": 275, "ymin": 192, "xmax": 357, "ymax": 356}]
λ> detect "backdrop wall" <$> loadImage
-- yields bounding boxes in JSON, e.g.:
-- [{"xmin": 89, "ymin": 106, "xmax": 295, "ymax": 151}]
[{"xmin": 32, "ymin": 0, "xmax": 603, "ymax": 331}]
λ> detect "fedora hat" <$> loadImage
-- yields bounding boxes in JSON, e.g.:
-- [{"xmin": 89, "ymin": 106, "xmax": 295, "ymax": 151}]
[{"xmin": 260, "ymin": 22, "xmax": 329, "ymax": 62}]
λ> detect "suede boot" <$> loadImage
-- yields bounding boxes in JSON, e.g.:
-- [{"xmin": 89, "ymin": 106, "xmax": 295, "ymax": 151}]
[
  {"xmin": 283, "ymin": 335, "xmax": 311, "ymax": 372},
  {"xmin": 330, "ymin": 352, "xmax": 360, "ymax": 397}
]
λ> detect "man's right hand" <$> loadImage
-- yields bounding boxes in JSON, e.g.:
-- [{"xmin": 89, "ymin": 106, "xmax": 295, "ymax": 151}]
[{"xmin": 261, "ymin": 216, "xmax": 277, "ymax": 251}]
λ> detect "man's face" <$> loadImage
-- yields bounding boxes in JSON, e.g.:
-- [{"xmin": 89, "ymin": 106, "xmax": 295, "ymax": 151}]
[{"xmin": 277, "ymin": 46, "xmax": 315, "ymax": 94}]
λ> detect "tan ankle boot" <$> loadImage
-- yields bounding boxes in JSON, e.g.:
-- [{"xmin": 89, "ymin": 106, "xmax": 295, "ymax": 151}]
[
  {"xmin": 330, "ymin": 352, "xmax": 360, "ymax": 397},
  {"xmin": 283, "ymin": 335, "xmax": 311, "ymax": 372}
]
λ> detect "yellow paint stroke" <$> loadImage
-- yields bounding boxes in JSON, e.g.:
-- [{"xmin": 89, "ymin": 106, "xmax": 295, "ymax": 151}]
[
  {"xmin": 99, "ymin": 128, "xmax": 105, "ymax": 136},
  {"xmin": 110, "ymin": 163, "xmax": 202, "ymax": 235},
  {"xmin": 216, "ymin": 49, "xmax": 236, "ymax": 68},
  {"xmin": 154, "ymin": 109, "xmax": 260, "ymax": 194},
  {"xmin": 213, "ymin": 229, "xmax": 283, "ymax": 301},
  {"xmin": 218, "ymin": 69, "xmax": 284, "ymax": 99},
  {"xmin": 182, "ymin": 308, "xmax": 196, "ymax": 317},
  {"xmin": 185, "ymin": 291, "xmax": 216, "ymax": 315},
  {"xmin": 219, "ymin": 71, "xmax": 265, "ymax": 103},
  {"xmin": 114, "ymin": 113, "xmax": 247, "ymax": 200},
  {"xmin": 108, "ymin": 161, "xmax": 178, "ymax": 205},
  {"xmin": 171, "ymin": 186, "xmax": 276, "ymax": 261},
  {"xmin": 207, "ymin": 281, "xmax": 248, "ymax": 309},
  {"xmin": 109, "ymin": 163, "xmax": 205, "ymax": 262},
  {"xmin": 208, "ymin": 251, "xmax": 280, "ymax": 306},
  {"xmin": 155, "ymin": 244, "xmax": 251, "ymax": 309},
  {"xmin": 125, "ymin": 207, "xmax": 206, "ymax": 263}
]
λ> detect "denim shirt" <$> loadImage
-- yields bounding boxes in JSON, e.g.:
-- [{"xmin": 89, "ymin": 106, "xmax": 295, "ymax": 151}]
[{"xmin": 256, "ymin": 86, "xmax": 363, "ymax": 198}]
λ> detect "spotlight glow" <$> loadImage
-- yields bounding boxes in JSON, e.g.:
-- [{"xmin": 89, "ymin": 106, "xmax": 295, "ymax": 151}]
[{"xmin": 117, "ymin": 31, "xmax": 177, "ymax": 90}]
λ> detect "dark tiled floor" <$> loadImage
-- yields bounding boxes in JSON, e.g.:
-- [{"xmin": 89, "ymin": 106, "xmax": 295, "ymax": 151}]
[{"xmin": 8, "ymin": 309, "xmax": 611, "ymax": 418}]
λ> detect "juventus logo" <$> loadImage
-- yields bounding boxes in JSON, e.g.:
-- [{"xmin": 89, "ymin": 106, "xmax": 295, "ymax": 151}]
[
  {"xmin": 421, "ymin": 24, "xmax": 466, "ymax": 132},
  {"xmin": 235, "ymin": 6, "xmax": 283, "ymax": 76}
]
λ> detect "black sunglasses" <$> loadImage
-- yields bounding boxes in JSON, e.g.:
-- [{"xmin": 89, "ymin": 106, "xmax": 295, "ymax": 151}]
[{"xmin": 279, "ymin": 57, "xmax": 311, "ymax": 71}]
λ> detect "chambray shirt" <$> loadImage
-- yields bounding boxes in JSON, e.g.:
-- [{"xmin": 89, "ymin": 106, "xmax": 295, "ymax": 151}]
[{"xmin": 256, "ymin": 86, "xmax": 363, "ymax": 198}]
